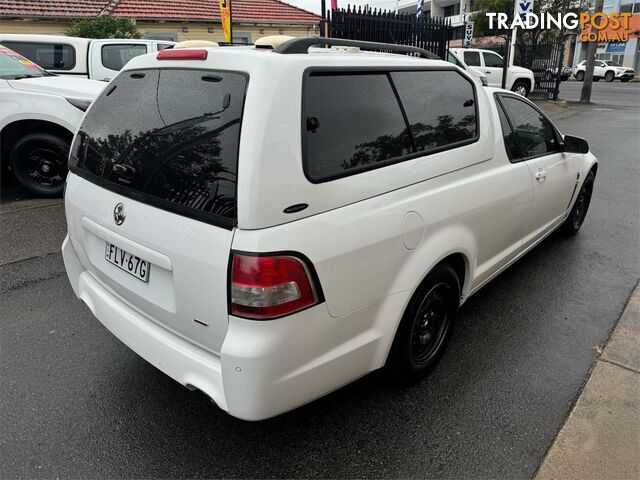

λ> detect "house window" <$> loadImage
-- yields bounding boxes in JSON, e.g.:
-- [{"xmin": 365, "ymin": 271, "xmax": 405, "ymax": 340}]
[{"xmin": 443, "ymin": 4, "xmax": 460, "ymax": 17}]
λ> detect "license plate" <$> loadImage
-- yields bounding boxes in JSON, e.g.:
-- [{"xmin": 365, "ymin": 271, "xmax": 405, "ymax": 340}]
[{"xmin": 105, "ymin": 242, "xmax": 150, "ymax": 283}]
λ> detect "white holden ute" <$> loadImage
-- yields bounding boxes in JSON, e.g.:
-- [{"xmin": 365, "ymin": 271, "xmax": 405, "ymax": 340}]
[
  {"xmin": 62, "ymin": 38, "xmax": 598, "ymax": 420},
  {"xmin": 0, "ymin": 45, "xmax": 105, "ymax": 195}
]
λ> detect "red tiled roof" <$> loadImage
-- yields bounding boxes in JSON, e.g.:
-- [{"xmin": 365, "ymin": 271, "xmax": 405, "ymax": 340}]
[
  {"xmin": 0, "ymin": 0, "xmax": 320, "ymax": 24},
  {"xmin": 113, "ymin": 0, "xmax": 320, "ymax": 24},
  {"xmin": 0, "ymin": 0, "xmax": 111, "ymax": 17}
]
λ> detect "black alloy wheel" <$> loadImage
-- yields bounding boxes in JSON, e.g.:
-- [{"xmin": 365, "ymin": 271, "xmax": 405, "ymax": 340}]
[
  {"xmin": 9, "ymin": 133, "xmax": 69, "ymax": 197},
  {"xmin": 387, "ymin": 264, "xmax": 460, "ymax": 384},
  {"xmin": 562, "ymin": 171, "xmax": 595, "ymax": 236}
]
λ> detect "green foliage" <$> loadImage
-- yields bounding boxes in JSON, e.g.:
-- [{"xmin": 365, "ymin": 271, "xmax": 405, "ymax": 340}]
[{"xmin": 65, "ymin": 16, "xmax": 143, "ymax": 39}]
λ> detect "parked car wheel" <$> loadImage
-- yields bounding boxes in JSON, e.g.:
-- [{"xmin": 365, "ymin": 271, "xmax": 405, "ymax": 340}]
[
  {"xmin": 511, "ymin": 80, "xmax": 530, "ymax": 97},
  {"xmin": 604, "ymin": 71, "xmax": 615, "ymax": 82},
  {"xmin": 575, "ymin": 71, "xmax": 585, "ymax": 81},
  {"xmin": 387, "ymin": 264, "xmax": 460, "ymax": 384},
  {"xmin": 562, "ymin": 171, "xmax": 595, "ymax": 236},
  {"xmin": 9, "ymin": 133, "xmax": 69, "ymax": 197}
]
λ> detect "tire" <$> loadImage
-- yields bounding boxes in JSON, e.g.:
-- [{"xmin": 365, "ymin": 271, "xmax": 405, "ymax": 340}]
[
  {"xmin": 605, "ymin": 71, "xmax": 615, "ymax": 82},
  {"xmin": 561, "ymin": 171, "xmax": 595, "ymax": 236},
  {"xmin": 575, "ymin": 71, "xmax": 585, "ymax": 81},
  {"xmin": 511, "ymin": 80, "xmax": 530, "ymax": 97},
  {"xmin": 621, "ymin": 78, "xmax": 631, "ymax": 82},
  {"xmin": 387, "ymin": 264, "xmax": 460, "ymax": 384},
  {"xmin": 9, "ymin": 133, "xmax": 69, "ymax": 197}
]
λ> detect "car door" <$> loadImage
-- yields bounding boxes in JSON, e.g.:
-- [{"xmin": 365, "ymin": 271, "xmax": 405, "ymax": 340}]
[
  {"xmin": 496, "ymin": 94, "xmax": 580, "ymax": 245},
  {"xmin": 462, "ymin": 50, "xmax": 487, "ymax": 83},
  {"xmin": 593, "ymin": 61, "xmax": 606, "ymax": 78},
  {"xmin": 88, "ymin": 40, "xmax": 149, "ymax": 81},
  {"xmin": 481, "ymin": 51, "xmax": 505, "ymax": 87}
]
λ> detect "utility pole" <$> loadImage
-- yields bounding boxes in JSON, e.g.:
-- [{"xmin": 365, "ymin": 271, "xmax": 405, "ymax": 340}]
[
  {"xmin": 580, "ymin": 0, "xmax": 604, "ymax": 103},
  {"xmin": 501, "ymin": 0, "xmax": 516, "ymax": 89},
  {"xmin": 320, "ymin": 0, "xmax": 327, "ymax": 37}
]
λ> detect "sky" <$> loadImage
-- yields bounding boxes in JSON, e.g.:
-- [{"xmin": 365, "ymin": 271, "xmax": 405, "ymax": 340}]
[{"xmin": 283, "ymin": 0, "xmax": 415, "ymax": 15}]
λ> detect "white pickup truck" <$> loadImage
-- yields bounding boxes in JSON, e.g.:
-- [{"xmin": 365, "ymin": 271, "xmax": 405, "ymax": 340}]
[
  {"xmin": 450, "ymin": 47, "xmax": 536, "ymax": 97},
  {"xmin": 0, "ymin": 34, "xmax": 174, "ymax": 81}
]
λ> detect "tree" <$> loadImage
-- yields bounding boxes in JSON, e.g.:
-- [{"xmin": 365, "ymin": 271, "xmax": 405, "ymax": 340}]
[
  {"xmin": 580, "ymin": 0, "xmax": 604, "ymax": 103},
  {"xmin": 65, "ymin": 16, "xmax": 143, "ymax": 39}
]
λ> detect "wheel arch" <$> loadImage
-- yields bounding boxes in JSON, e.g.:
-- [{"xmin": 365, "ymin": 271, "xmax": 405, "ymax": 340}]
[
  {"xmin": 391, "ymin": 225, "xmax": 477, "ymax": 306},
  {"xmin": 512, "ymin": 76, "xmax": 533, "ymax": 94},
  {"xmin": 1, "ymin": 119, "xmax": 73, "ymax": 166}
]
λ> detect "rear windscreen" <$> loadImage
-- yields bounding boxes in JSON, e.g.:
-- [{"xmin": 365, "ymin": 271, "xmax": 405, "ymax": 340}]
[{"xmin": 69, "ymin": 68, "xmax": 247, "ymax": 228}]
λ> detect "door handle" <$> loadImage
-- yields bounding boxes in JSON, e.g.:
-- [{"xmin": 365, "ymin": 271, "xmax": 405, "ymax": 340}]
[
  {"xmin": 535, "ymin": 169, "xmax": 547, "ymax": 181},
  {"xmin": 486, "ymin": 71, "xmax": 491, "ymax": 74}
]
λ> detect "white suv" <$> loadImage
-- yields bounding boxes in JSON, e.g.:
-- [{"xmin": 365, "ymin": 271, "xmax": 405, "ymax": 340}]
[
  {"xmin": 450, "ymin": 47, "xmax": 535, "ymax": 96},
  {"xmin": 62, "ymin": 38, "xmax": 597, "ymax": 420},
  {"xmin": 573, "ymin": 59, "xmax": 635, "ymax": 82},
  {"xmin": 0, "ymin": 45, "xmax": 105, "ymax": 195}
]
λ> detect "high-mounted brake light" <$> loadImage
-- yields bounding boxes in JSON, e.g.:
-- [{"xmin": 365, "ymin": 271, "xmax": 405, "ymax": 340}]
[
  {"xmin": 230, "ymin": 253, "xmax": 322, "ymax": 320},
  {"xmin": 157, "ymin": 49, "xmax": 208, "ymax": 60}
]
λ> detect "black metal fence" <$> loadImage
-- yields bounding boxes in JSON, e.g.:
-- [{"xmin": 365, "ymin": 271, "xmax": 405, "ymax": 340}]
[
  {"xmin": 483, "ymin": 41, "xmax": 567, "ymax": 99},
  {"xmin": 325, "ymin": 7, "xmax": 453, "ymax": 60}
]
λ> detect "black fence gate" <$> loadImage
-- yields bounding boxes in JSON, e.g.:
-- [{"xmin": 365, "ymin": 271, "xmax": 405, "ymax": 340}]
[
  {"xmin": 484, "ymin": 41, "xmax": 567, "ymax": 99},
  {"xmin": 325, "ymin": 7, "xmax": 453, "ymax": 60}
]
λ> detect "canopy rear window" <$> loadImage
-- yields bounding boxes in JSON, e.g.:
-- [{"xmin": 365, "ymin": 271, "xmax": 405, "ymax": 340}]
[{"xmin": 69, "ymin": 68, "xmax": 247, "ymax": 228}]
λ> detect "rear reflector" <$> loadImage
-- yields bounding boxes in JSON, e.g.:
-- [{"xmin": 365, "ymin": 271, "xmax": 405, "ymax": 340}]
[
  {"xmin": 157, "ymin": 49, "xmax": 208, "ymax": 60},
  {"xmin": 230, "ymin": 253, "xmax": 321, "ymax": 320}
]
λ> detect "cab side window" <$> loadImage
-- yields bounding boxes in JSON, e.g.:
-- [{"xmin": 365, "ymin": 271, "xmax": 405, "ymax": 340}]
[
  {"xmin": 101, "ymin": 44, "xmax": 148, "ymax": 71},
  {"xmin": 483, "ymin": 51, "xmax": 503, "ymax": 67},
  {"xmin": 464, "ymin": 51, "xmax": 481, "ymax": 66},
  {"xmin": 498, "ymin": 95, "xmax": 559, "ymax": 159}
]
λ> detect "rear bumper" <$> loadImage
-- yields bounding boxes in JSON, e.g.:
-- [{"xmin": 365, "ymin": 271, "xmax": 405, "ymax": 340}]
[
  {"xmin": 63, "ymin": 235, "xmax": 409, "ymax": 420},
  {"xmin": 63, "ymin": 235, "xmax": 227, "ymax": 409}
]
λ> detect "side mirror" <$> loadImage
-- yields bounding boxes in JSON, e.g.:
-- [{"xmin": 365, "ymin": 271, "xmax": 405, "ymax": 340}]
[{"xmin": 563, "ymin": 134, "xmax": 589, "ymax": 154}]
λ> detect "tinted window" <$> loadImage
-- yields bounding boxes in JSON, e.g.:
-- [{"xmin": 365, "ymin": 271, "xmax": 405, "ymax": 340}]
[
  {"xmin": 101, "ymin": 44, "xmax": 148, "ymax": 71},
  {"xmin": 303, "ymin": 72, "xmax": 412, "ymax": 181},
  {"xmin": 496, "ymin": 101, "xmax": 518, "ymax": 161},
  {"xmin": 70, "ymin": 69, "xmax": 247, "ymax": 227},
  {"xmin": 2, "ymin": 41, "xmax": 75, "ymax": 70},
  {"xmin": 390, "ymin": 70, "xmax": 477, "ymax": 152},
  {"xmin": 499, "ymin": 95, "xmax": 559, "ymax": 159},
  {"xmin": 464, "ymin": 51, "xmax": 481, "ymax": 66},
  {"xmin": 483, "ymin": 51, "xmax": 503, "ymax": 67},
  {"xmin": 447, "ymin": 51, "xmax": 463, "ymax": 67}
]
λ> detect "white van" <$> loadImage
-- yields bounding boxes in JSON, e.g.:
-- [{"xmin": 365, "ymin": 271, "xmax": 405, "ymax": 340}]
[
  {"xmin": 62, "ymin": 38, "xmax": 597, "ymax": 420},
  {"xmin": 0, "ymin": 34, "xmax": 174, "ymax": 81}
]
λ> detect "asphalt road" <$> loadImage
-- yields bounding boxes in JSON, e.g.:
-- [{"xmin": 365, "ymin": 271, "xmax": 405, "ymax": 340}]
[
  {"xmin": 558, "ymin": 79, "xmax": 640, "ymax": 107},
  {"xmin": 1, "ymin": 99, "xmax": 639, "ymax": 479}
]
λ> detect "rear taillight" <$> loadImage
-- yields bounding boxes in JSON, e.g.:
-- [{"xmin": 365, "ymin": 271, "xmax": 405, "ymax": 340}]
[
  {"xmin": 230, "ymin": 253, "xmax": 322, "ymax": 320},
  {"xmin": 157, "ymin": 49, "xmax": 208, "ymax": 60}
]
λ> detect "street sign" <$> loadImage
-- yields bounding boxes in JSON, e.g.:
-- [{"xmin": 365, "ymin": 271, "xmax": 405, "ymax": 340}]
[
  {"xmin": 515, "ymin": 0, "xmax": 534, "ymax": 25},
  {"xmin": 463, "ymin": 22, "xmax": 474, "ymax": 48}
]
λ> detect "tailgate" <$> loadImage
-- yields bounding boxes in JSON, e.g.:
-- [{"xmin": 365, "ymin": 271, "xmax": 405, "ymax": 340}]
[
  {"xmin": 65, "ymin": 66, "xmax": 248, "ymax": 354},
  {"xmin": 65, "ymin": 174, "xmax": 233, "ymax": 353}
]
